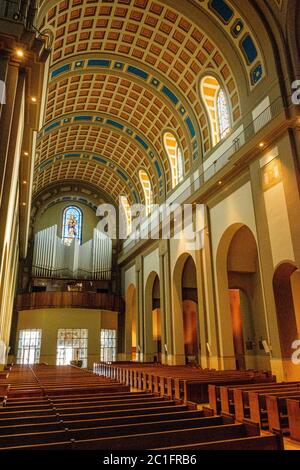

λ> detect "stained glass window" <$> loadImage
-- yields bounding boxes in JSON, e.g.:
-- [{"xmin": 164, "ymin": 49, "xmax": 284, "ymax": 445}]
[
  {"xmin": 56, "ymin": 328, "xmax": 88, "ymax": 368},
  {"xmin": 163, "ymin": 132, "xmax": 184, "ymax": 188},
  {"xmin": 120, "ymin": 195, "xmax": 132, "ymax": 237},
  {"xmin": 17, "ymin": 329, "xmax": 42, "ymax": 365},
  {"xmin": 201, "ymin": 76, "xmax": 231, "ymax": 146},
  {"xmin": 217, "ymin": 89, "xmax": 231, "ymax": 140},
  {"xmin": 139, "ymin": 170, "xmax": 153, "ymax": 216},
  {"xmin": 62, "ymin": 206, "xmax": 82, "ymax": 246},
  {"xmin": 100, "ymin": 329, "xmax": 117, "ymax": 363}
]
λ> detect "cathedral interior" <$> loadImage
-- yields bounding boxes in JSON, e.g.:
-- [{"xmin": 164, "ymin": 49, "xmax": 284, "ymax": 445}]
[{"xmin": 0, "ymin": 0, "xmax": 299, "ymax": 453}]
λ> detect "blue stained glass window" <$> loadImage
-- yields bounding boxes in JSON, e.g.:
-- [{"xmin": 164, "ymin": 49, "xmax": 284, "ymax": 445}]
[{"xmin": 62, "ymin": 206, "xmax": 82, "ymax": 246}]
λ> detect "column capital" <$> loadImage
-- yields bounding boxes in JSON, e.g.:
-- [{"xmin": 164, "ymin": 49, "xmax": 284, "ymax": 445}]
[{"xmin": 135, "ymin": 255, "xmax": 143, "ymax": 272}]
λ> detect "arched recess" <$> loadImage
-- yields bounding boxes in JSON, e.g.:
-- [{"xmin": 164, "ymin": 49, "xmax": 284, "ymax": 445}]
[
  {"xmin": 273, "ymin": 262, "xmax": 300, "ymax": 380},
  {"xmin": 125, "ymin": 284, "xmax": 137, "ymax": 361},
  {"xmin": 144, "ymin": 272, "xmax": 162, "ymax": 363},
  {"xmin": 173, "ymin": 254, "xmax": 200, "ymax": 366},
  {"xmin": 200, "ymin": 75, "xmax": 231, "ymax": 147},
  {"xmin": 139, "ymin": 170, "xmax": 153, "ymax": 216},
  {"xmin": 163, "ymin": 132, "xmax": 184, "ymax": 189},
  {"xmin": 216, "ymin": 224, "xmax": 271, "ymax": 371}
]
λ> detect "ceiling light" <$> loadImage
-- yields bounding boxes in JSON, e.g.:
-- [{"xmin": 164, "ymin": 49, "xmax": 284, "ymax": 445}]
[
  {"xmin": 23, "ymin": 181, "xmax": 27, "ymax": 184},
  {"xmin": 24, "ymin": 151, "xmax": 29, "ymax": 156},
  {"xmin": 218, "ymin": 181, "xmax": 222, "ymax": 185},
  {"xmin": 31, "ymin": 97, "xmax": 37, "ymax": 103},
  {"xmin": 22, "ymin": 202, "xmax": 26, "ymax": 206},
  {"xmin": 16, "ymin": 49, "xmax": 24, "ymax": 58},
  {"xmin": 259, "ymin": 143, "xmax": 264, "ymax": 148}
]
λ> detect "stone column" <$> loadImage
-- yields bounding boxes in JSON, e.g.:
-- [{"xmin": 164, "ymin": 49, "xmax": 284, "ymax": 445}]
[
  {"xmin": 250, "ymin": 161, "xmax": 284, "ymax": 380},
  {"xmin": 0, "ymin": 52, "xmax": 9, "ymax": 120},
  {"xmin": 0, "ymin": 64, "xmax": 24, "ymax": 368},
  {"xmin": 135, "ymin": 255, "xmax": 144, "ymax": 362},
  {"xmin": 202, "ymin": 206, "xmax": 221, "ymax": 369},
  {"xmin": 0, "ymin": 56, "xmax": 19, "ymax": 208},
  {"xmin": 159, "ymin": 240, "xmax": 172, "ymax": 364},
  {"xmin": 281, "ymin": 129, "xmax": 300, "ymax": 268}
]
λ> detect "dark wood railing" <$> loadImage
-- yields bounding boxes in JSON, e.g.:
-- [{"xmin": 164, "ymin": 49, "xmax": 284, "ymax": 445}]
[{"xmin": 17, "ymin": 292, "xmax": 124, "ymax": 312}]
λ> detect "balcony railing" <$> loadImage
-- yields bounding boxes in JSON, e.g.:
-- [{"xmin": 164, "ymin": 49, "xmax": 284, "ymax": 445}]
[
  {"xmin": 17, "ymin": 292, "xmax": 124, "ymax": 312},
  {"xmin": 121, "ymin": 95, "xmax": 286, "ymax": 253},
  {"xmin": 32, "ymin": 265, "xmax": 113, "ymax": 281}
]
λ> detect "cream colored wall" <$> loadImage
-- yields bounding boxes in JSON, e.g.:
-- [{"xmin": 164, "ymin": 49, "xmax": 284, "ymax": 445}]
[
  {"xmin": 124, "ymin": 265, "xmax": 136, "ymax": 294},
  {"xmin": 34, "ymin": 202, "xmax": 99, "ymax": 244},
  {"xmin": 143, "ymin": 248, "xmax": 160, "ymax": 283},
  {"xmin": 210, "ymin": 182, "xmax": 257, "ymax": 259},
  {"xmin": 257, "ymin": 137, "xmax": 300, "ymax": 379},
  {"xmin": 16, "ymin": 308, "xmax": 118, "ymax": 369},
  {"xmin": 260, "ymin": 145, "xmax": 295, "ymax": 267},
  {"xmin": 210, "ymin": 182, "xmax": 260, "ymax": 369}
]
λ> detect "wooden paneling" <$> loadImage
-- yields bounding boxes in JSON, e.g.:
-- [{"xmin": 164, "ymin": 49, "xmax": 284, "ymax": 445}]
[{"xmin": 17, "ymin": 292, "xmax": 123, "ymax": 312}]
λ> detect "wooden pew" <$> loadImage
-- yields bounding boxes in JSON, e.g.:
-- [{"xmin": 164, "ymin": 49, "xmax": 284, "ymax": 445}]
[
  {"xmin": 248, "ymin": 387, "xmax": 300, "ymax": 428},
  {"xmin": 0, "ymin": 418, "xmax": 250, "ymax": 451},
  {"xmin": 70, "ymin": 423, "xmax": 257, "ymax": 451},
  {"xmin": 287, "ymin": 399, "xmax": 300, "ymax": 442},
  {"xmin": 56, "ymin": 398, "xmax": 179, "ymax": 416},
  {"xmin": 266, "ymin": 393, "xmax": 300, "ymax": 433},
  {"xmin": 0, "ymin": 410, "xmax": 207, "ymax": 435},
  {"xmin": 151, "ymin": 433, "xmax": 284, "ymax": 451},
  {"xmin": 0, "ymin": 365, "xmax": 282, "ymax": 451},
  {"xmin": 0, "ymin": 417, "xmax": 234, "ymax": 448},
  {"xmin": 209, "ymin": 382, "xmax": 300, "ymax": 421},
  {"xmin": 54, "ymin": 404, "xmax": 190, "ymax": 422}
]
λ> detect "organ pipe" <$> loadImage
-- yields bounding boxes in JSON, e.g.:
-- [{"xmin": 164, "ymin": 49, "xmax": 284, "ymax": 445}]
[{"xmin": 33, "ymin": 226, "xmax": 112, "ymax": 280}]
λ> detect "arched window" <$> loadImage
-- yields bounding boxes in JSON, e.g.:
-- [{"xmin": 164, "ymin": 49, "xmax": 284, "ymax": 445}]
[
  {"xmin": 217, "ymin": 89, "xmax": 230, "ymax": 140},
  {"xmin": 139, "ymin": 170, "xmax": 153, "ymax": 216},
  {"xmin": 163, "ymin": 132, "xmax": 184, "ymax": 188},
  {"xmin": 201, "ymin": 76, "xmax": 231, "ymax": 146},
  {"xmin": 62, "ymin": 206, "xmax": 82, "ymax": 246},
  {"xmin": 120, "ymin": 195, "xmax": 132, "ymax": 237}
]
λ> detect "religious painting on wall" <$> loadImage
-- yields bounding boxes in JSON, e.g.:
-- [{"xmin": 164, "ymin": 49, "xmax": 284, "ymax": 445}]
[{"xmin": 261, "ymin": 157, "xmax": 282, "ymax": 191}]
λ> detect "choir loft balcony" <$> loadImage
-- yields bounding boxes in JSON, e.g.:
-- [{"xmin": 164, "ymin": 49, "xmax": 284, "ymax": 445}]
[{"xmin": 17, "ymin": 291, "xmax": 124, "ymax": 313}]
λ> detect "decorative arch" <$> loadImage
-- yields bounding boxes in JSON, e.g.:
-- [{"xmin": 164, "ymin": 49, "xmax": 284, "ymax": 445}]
[
  {"xmin": 139, "ymin": 170, "xmax": 153, "ymax": 216},
  {"xmin": 125, "ymin": 284, "xmax": 137, "ymax": 361},
  {"xmin": 216, "ymin": 224, "xmax": 271, "ymax": 371},
  {"xmin": 172, "ymin": 253, "xmax": 200, "ymax": 366},
  {"xmin": 34, "ymin": 159, "xmax": 139, "ymax": 206},
  {"xmin": 145, "ymin": 271, "xmax": 161, "ymax": 363},
  {"xmin": 35, "ymin": 122, "xmax": 160, "ymax": 203},
  {"xmin": 273, "ymin": 261, "xmax": 300, "ymax": 379},
  {"xmin": 35, "ymin": 0, "xmax": 248, "ymax": 203},
  {"xmin": 200, "ymin": 75, "xmax": 231, "ymax": 146}
]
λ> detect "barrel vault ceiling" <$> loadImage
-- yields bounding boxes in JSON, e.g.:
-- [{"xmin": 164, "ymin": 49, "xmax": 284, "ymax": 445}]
[{"xmin": 33, "ymin": 0, "xmax": 266, "ymax": 206}]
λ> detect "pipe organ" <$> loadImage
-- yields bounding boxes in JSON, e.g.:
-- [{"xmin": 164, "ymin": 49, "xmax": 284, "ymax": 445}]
[
  {"xmin": 92, "ymin": 229, "xmax": 112, "ymax": 280},
  {"xmin": 32, "ymin": 226, "xmax": 112, "ymax": 280}
]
